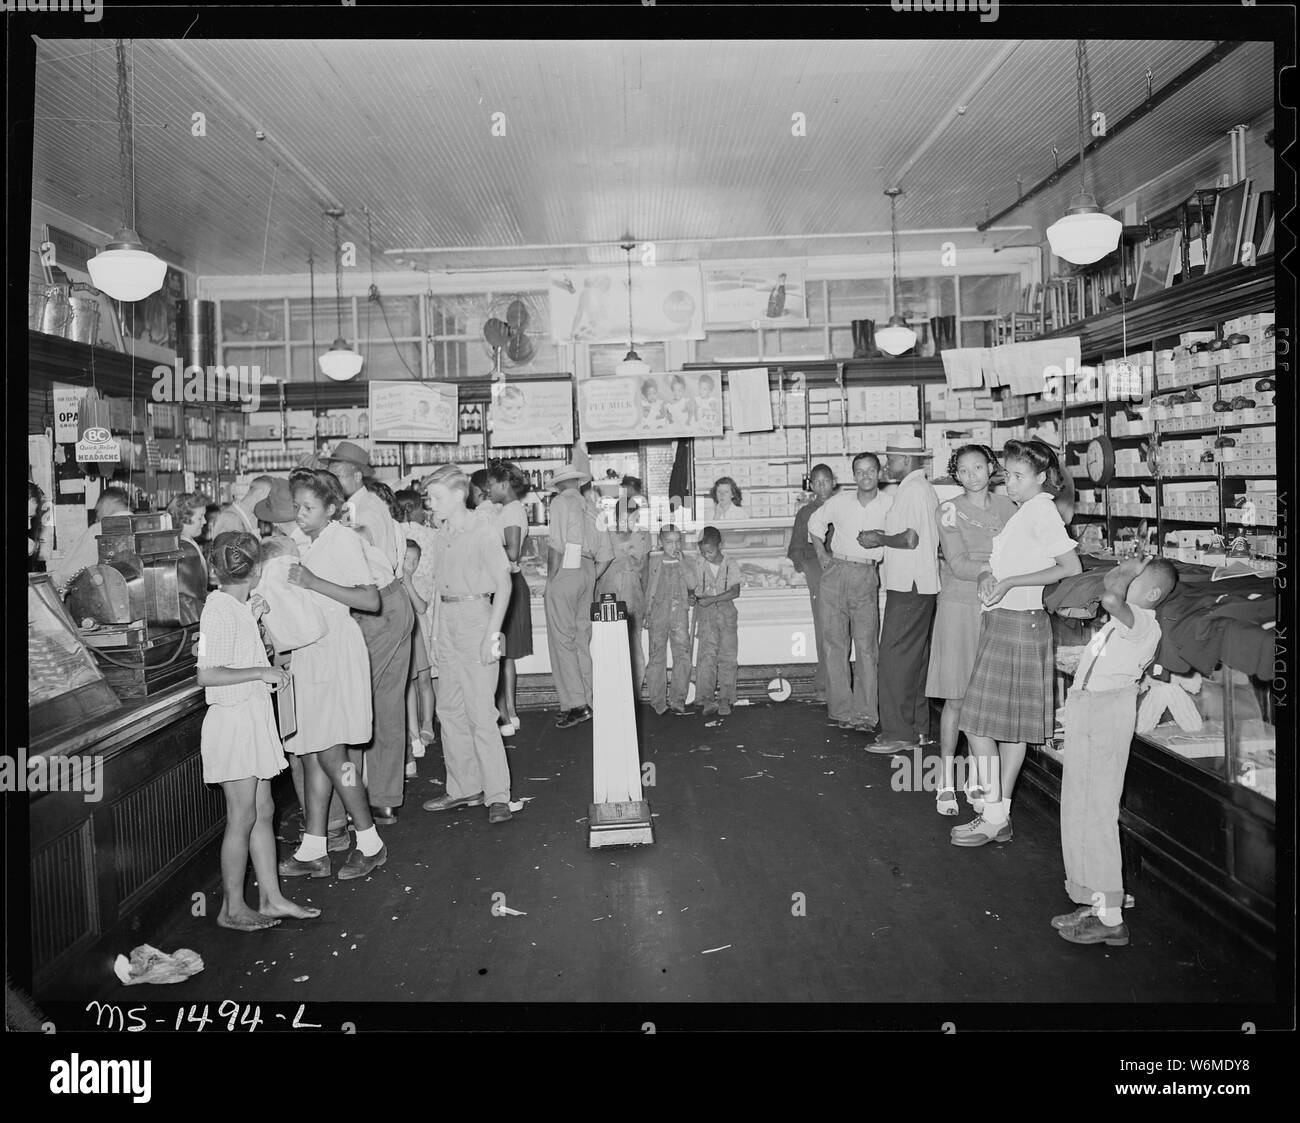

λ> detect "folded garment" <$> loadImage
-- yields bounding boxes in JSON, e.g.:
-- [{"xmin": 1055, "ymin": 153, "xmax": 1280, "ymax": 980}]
[
  {"xmin": 257, "ymin": 554, "xmax": 328, "ymax": 653},
  {"xmin": 1137, "ymin": 679, "xmax": 1204, "ymax": 733},
  {"xmin": 990, "ymin": 337, "xmax": 1083, "ymax": 396},
  {"xmin": 940, "ymin": 347, "xmax": 988, "ymax": 389},
  {"xmin": 114, "ymin": 944, "xmax": 204, "ymax": 986}
]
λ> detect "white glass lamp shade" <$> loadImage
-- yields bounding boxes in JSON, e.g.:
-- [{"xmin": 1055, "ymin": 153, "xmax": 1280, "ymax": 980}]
[
  {"xmin": 875, "ymin": 316, "xmax": 917, "ymax": 356},
  {"xmin": 318, "ymin": 338, "xmax": 364, "ymax": 381},
  {"xmin": 1046, "ymin": 193, "xmax": 1123, "ymax": 266},
  {"xmin": 87, "ymin": 228, "xmax": 168, "ymax": 302},
  {"xmin": 614, "ymin": 349, "xmax": 651, "ymax": 377}
]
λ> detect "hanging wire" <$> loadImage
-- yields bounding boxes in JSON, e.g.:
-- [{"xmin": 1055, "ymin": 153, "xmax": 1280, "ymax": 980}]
[
  {"xmin": 251, "ymin": 162, "xmax": 279, "ymax": 345},
  {"xmin": 308, "ymin": 249, "xmax": 319, "ymax": 430},
  {"xmin": 130, "ymin": 39, "xmax": 136, "ymax": 230},
  {"xmin": 624, "ymin": 244, "xmax": 636, "ymax": 351},
  {"xmin": 363, "ymin": 205, "xmax": 417, "ymax": 377},
  {"xmin": 114, "ymin": 39, "xmax": 132, "ymax": 230}
]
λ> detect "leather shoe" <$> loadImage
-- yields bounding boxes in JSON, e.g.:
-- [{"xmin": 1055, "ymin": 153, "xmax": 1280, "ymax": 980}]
[
  {"xmin": 327, "ymin": 827, "xmax": 352, "ymax": 853},
  {"xmin": 488, "ymin": 802, "xmax": 513, "ymax": 824},
  {"xmin": 278, "ymin": 854, "xmax": 331, "ymax": 879},
  {"xmin": 422, "ymin": 791, "xmax": 485, "ymax": 812},
  {"xmin": 338, "ymin": 843, "xmax": 387, "ymax": 880},
  {"xmin": 370, "ymin": 805, "xmax": 399, "ymax": 826},
  {"xmin": 865, "ymin": 739, "xmax": 917, "ymax": 755},
  {"xmin": 556, "ymin": 706, "xmax": 592, "ymax": 729}
]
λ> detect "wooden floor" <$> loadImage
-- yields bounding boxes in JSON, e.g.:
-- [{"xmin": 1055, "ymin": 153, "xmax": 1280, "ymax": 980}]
[{"xmin": 114, "ymin": 698, "xmax": 1274, "ymax": 1009}]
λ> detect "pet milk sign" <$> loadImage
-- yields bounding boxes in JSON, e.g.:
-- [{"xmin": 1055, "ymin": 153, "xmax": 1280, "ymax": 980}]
[{"xmin": 75, "ymin": 427, "xmax": 121, "ymax": 464}]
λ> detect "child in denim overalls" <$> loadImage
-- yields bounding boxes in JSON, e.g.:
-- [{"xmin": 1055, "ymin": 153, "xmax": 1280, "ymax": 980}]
[
  {"xmin": 693, "ymin": 525, "xmax": 743, "ymax": 716},
  {"xmin": 643, "ymin": 525, "xmax": 697, "ymax": 715}
]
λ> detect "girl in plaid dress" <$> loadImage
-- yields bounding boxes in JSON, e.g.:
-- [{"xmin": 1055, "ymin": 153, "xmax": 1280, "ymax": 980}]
[{"xmin": 952, "ymin": 440, "xmax": 1081, "ymax": 848}]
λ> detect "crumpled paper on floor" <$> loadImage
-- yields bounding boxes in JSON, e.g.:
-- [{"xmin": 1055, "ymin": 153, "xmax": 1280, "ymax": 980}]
[{"xmin": 114, "ymin": 944, "xmax": 204, "ymax": 986}]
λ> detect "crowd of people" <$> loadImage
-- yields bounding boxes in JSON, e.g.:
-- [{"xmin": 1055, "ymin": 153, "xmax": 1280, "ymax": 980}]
[
  {"xmin": 39, "ymin": 433, "xmax": 1179, "ymax": 946},
  {"xmin": 786, "ymin": 435, "xmax": 1179, "ymax": 946}
]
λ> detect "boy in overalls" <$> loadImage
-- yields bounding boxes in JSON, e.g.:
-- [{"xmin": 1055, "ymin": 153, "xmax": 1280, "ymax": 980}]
[
  {"xmin": 694, "ymin": 525, "xmax": 743, "ymax": 717},
  {"xmin": 643, "ymin": 525, "xmax": 697, "ymax": 715}
]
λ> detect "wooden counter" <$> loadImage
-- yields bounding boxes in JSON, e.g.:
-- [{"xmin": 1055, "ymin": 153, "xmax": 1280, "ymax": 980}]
[{"xmin": 27, "ymin": 680, "xmax": 226, "ymax": 999}]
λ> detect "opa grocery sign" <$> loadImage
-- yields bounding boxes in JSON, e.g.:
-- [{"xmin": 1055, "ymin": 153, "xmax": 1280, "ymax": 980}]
[{"xmin": 75, "ymin": 427, "xmax": 121, "ymax": 463}]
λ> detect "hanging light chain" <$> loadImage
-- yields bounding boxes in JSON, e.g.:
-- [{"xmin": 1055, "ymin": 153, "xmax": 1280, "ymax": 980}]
[
  {"xmin": 114, "ymin": 38, "xmax": 133, "ymax": 230},
  {"xmin": 332, "ymin": 212, "xmax": 346, "ymax": 339},
  {"xmin": 1075, "ymin": 39, "xmax": 1089, "ymax": 196},
  {"xmin": 624, "ymin": 245, "xmax": 636, "ymax": 349}
]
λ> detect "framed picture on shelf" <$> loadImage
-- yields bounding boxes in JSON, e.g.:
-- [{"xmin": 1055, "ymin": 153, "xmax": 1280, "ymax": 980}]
[
  {"xmin": 1205, "ymin": 178, "xmax": 1251, "ymax": 274},
  {"xmin": 1134, "ymin": 232, "xmax": 1180, "ymax": 300}
]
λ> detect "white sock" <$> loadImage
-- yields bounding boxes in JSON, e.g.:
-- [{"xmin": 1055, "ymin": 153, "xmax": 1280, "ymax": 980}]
[
  {"xmin": 982, "ymin": 799, "xmax": 1008, "ymax": 825},
  {"xmin": 1005, "ymin": 797, "xmax": 1013, "ymax": 819},
  {"xmin": 356, "ymin": 825, "xmax": 383, "ymax": 857},
  {"xmin": 1098, "ymin": 905, "xmax": 1123, "ymax": 927},
  {"xmin": 295, "ymin": 833, "xmax": 327, "ymax": 861}
]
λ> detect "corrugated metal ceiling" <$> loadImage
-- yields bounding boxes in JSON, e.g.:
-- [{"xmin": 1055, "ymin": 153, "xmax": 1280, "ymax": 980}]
[{"xmin": 29, "ymin": 38, "xmax": 1273, "ymax": 275}]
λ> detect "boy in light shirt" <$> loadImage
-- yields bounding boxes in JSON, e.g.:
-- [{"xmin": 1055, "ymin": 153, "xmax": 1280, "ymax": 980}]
[
  {"xmin": 693, "ymin": 526, "xmax": 743, "ymax": 717},
  {"xmin": 1053, "ymin": 554, "xmax": 1177, "ymax": 947}
]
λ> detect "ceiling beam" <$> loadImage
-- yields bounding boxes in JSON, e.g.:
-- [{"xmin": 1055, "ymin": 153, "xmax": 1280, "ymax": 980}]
[{"xmin": 977, "ymin": 40, "xmax": 1246, "ymax": 231}]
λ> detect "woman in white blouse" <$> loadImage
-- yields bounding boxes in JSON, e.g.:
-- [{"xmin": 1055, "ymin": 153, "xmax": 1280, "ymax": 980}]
[
  {"xmin": 711, "ymin": 477, "xmax": 747, "ymax": 521},
  {"xmin": 952, "ymin": 439, "xmax": 1081, "ymax": 849}
]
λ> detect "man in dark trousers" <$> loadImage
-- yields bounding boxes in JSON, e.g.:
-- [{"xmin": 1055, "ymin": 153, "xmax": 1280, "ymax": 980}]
[
  {"xmin": 786, "ymin": 464, "xmax": 837, "ymax": 702},
  {"xmin": 323, "ymin": 441, "xmax": 415, "ymax": 823},
  {"xmin": 865, "ymin": 437, "xmax": 940, "ymax": 755}
]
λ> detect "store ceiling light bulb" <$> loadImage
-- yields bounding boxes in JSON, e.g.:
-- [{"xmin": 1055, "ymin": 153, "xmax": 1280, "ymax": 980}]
[
  {"xmin": 875, "ymin": 316, "xmax": 917, "ymax": 356},
  {"xmin": 87, "ymin": 227, "xmax": 168, "ymax": 302},
  {"xmin": 615, "ymin": 349, "xmax": 651, "ymax": 377},
  {"xmin": 1047, "ymin": 194, "xmax": 1123, "ymax": 266},
  {"xmin": 319, "ymin": 338, "xmax": 364, "ymax": 380}
]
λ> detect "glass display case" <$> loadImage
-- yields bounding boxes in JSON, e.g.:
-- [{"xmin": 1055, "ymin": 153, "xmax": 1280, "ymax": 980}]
[
  {"xmin": 29, "ymin": 575, "xmax": 122, "ymax": 740},
  {"xmin": 1134, "ymin": 665, "xmax": 1276, "ymax": 802}
]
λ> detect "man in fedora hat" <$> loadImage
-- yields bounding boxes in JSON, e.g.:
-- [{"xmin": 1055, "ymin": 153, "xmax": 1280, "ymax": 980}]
[
  {"xmin": 545, "ymin": 463, "xmax": 613, "ymax": 728},
  {"xmin": 864, "ymin": 435, "xmax": 940, "ymax": 756},
  {"xmin": 322, "ymin": 440, "xmax": 415, "ymax": 824}
]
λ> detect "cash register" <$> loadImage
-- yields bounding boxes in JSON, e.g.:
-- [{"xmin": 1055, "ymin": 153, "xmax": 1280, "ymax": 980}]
[{"xmin": 65, "ymin": 513, "xmax": 208, "ymax": 698}]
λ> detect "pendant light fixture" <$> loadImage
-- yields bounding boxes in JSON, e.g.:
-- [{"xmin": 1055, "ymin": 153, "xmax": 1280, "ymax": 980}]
[
  {"xmin": 319, "ymin": 208, "xmax": 364, "ymax": 381},
  {"xmin": 875, "ymin": 188, "xmax": 917, "ymax": 357},
  {"xmin": 87, "ymin": 39, "xmax": 167, "ymax": 302},
  {"xmin": 614, "ymin": 243, "xmax": 651, "ymax": 377},
  {"xmin": 1046, "ymin": 40, "xmax": 1123, "ymax": 266}
]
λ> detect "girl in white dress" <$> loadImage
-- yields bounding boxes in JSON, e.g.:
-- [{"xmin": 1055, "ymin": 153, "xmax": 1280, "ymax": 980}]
[
  {"xmin": 278, "ymin": 470, "xmax": 388, "ymax": 882},
  {"xmin": 197, "ymin": 532, "xmax": 320, "ymax": 930}
]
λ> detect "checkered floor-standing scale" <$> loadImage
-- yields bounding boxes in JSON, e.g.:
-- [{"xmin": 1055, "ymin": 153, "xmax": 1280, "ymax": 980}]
[{"xmin": 587, "ymin": 594, "xmax": 654, "ymax": 848}]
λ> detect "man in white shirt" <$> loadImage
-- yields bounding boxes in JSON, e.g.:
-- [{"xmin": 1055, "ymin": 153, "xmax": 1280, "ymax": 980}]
[
  {"xmin": 807, "ymin": 453, "xmax": 893, "ymax": 730},
  {"xmin": 323, "ymin": 442, "xmax": 414, "ymax": 825},
  {"xmin": 866, "ymin": 438, "xmax": 941, "ymax": 755},
  {"xmin": 51, "ymin": 487, "xmax": 131, "ymax": 593}
]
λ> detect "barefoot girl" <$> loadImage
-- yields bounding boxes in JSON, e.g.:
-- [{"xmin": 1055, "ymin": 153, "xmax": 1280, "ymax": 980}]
[
  {"xmin": 952, "ymin": 440, "xmax": 1081, "ymax": 847},
  {"xmin": 278, "ymin": 469, "xmax": 388, "ymax": 881},
  {"xmin": 196, "ymin": 532, "xmax": 320, "ymax": 929}
]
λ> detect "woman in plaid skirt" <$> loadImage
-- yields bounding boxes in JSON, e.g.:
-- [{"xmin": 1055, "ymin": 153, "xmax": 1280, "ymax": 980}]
[{"xmin": 952, "ymin": 440, "xmax": 1081, "ymax": 848}]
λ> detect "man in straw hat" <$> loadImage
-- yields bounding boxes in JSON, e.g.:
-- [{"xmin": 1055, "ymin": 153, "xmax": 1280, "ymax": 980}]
[
  {"xmin": 321, "ymin": 440, "xmax": 415, "ymax": 824},
  {"xmin": 865, "ymin": 435, "xmax": 941, "ymax": 756},
  {"xmin": 545, "ymin": 462, "xmax": 613, "ymax": 728}
]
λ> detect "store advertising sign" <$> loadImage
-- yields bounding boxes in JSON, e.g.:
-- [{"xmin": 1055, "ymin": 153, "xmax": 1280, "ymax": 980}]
[
  {"xmin": 579, "ymin": 371, "xmax": 723, "ymax": 441},
  {"xmin": 53, "ymin": 384, "xmax": 87, "ymax": 442},
  {"xmin": 549, "ymin": 265, "xmax": 704, "ymax": 343},
  {"xmin": 489, "ymin": 380, "xmax": 574, "ymax": 446},
  {"xmin": 75, "ymin": 427, "xmax": 121, "ymax": 464},
  {"xmin": 369, "ymin": 380, "xmax": 459, "ymax": 443},
  {"xmin": 704, "ymin": 266, "xmax": 808, "ymax": 327}
]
